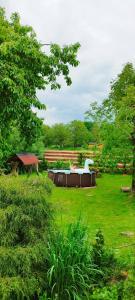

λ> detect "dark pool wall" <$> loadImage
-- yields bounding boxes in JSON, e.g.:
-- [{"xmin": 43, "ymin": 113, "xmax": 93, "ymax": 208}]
[{"xmin": 48, "ymin": 171, "xmax": 96, "ymax": 187}]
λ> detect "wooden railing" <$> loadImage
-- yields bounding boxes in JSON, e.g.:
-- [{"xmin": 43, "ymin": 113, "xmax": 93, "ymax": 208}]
[{"xmin": 44, "ymin": 150, "xmax": 96, "ymax": 163}]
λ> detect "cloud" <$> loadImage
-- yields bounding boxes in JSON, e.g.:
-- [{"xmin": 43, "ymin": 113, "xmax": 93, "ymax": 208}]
[{"xmin": 2, "ymin": 0, "xmax": 135, "ymax": 124}]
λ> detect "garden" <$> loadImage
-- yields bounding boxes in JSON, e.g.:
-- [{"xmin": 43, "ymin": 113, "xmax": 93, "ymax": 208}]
[
  {"xmin": 0, "ymin": 174, "xmax": 135, "ymax": 299},
  {"xmin": 0, "ymin": 6, "xmax": 135, "ymax": 300}
]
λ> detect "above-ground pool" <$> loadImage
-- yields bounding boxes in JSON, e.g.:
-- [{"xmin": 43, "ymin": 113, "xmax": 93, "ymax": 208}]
[{"xmin": 48, "ymin": 170, "xmax": 96, "ymax": 187}]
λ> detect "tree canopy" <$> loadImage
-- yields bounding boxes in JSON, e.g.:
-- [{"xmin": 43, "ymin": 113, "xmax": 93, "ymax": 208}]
[
  {"xmin": 0, "ymin": 8, "xmax": 80, "ymax": 144},
  {"xmin": 107, "ymin": 63, "xmax": 135, "ymax": 191},
  {"xmin": 69, "ymin": 120, "xmax": 90, "ymax": 147},
  {"xmin": 86, "ymin": 63, "xmax": 135, "ymax": 191}
]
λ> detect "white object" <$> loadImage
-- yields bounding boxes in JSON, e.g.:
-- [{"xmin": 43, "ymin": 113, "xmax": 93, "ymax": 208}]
[{"xmin": 71, "ymin": 158, "xmax": 94, "ymax": 174}]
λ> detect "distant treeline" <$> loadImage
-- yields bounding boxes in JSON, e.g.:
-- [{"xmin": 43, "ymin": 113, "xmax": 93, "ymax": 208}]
[{"xmin": 0, "ymin": 117, "xmax": 132, "ymax": 169}]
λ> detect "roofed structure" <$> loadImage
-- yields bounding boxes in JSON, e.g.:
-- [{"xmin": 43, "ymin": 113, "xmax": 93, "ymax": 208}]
[
  {"xmin": 16, "ymin": 153, "xmax": 39, "ymax": 165},
  {"xmin": 7, "ymin": 153, "xmax": 39, "ymax": 174}
]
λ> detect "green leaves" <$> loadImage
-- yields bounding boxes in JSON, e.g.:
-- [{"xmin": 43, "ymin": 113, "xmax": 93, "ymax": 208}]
[
  {"xmin": 45, "ymin": 222, "xmax": 117, "ymax": 300},
  {"xmin": 0, "ymin": 9, "xmax": 80, "ymax": 145},
  {"xmin": 0, "ymin": 175, "xmax": 53, "ymax": 298}
]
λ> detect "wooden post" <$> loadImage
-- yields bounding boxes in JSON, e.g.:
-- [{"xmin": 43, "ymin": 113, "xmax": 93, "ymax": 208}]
[{"xmin": 11, "ymin": 161, "xmax": 19, "ymax": 176}]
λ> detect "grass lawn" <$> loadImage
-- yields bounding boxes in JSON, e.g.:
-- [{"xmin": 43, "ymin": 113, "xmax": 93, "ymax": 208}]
[{"xmin": 50, "ymin": 174, "xmax": 135, "ymax": 258}]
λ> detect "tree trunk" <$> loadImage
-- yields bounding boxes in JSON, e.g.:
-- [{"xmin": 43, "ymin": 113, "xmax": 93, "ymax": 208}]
[
  {"xmin": 132, "ymin": 147, "xmax": 135, "ymax": 192},
  {"xmin": 131, "ymin": 123, "xmax": 135, "ymax": 192}
]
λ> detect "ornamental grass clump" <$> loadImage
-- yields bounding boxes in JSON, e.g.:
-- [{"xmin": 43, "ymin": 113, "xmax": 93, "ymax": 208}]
[
  {"xmin": 0, "ymin": 175, "xmax": 53, "ymax": 299},
  {"xmin": 43, "ymin": 222, "xmax": 117, "ymax": 300}
]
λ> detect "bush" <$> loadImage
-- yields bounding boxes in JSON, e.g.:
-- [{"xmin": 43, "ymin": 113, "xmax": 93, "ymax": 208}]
[
  {"xmin": 94, "ymin": 154, "xmax": 132, "ymax": 174},
  {"xmin": 0, "ymin": 175, "xmax": 53, "ymax": 299},
  {"xmin": 39, "ymin": 158, "xmax": 49, "ymax": 171},
  {"xmin": 90, "ymin": 285, "xmax": 120, "ymax": 300},
  {"xmin": 41, "ymin": 222, "xmax": 118, "ymax": 300},
  {"xmin": 123, "ymin": 277, "xmax": 135, "ymax": 300},
  {"xmin": 48, "ymin": 160, "xmax": 70, "ymax": 170},
  {"xmin": 91, "ymin": 230, "xmax": 117, "ymax": 283},
  {"xmin": 91, "ymin": 279, "xmax": 135, "ymax": 300},
  {"xmin": 77, "ymin": 152, "xmax": 86, "ymax": 166}
]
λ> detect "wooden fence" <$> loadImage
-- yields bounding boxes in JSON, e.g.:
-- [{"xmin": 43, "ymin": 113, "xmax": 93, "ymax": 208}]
[{"xmin": 44, "ymin": 150, "xmax": 97, "ymax": 164}]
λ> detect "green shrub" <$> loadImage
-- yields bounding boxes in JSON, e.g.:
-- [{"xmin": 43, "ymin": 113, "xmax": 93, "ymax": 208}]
[
  {"xmin": 48, "ymin": 160, "xmax": 70, "ymax": 170},
  {"xmin": 123, "ymin": 277, "xmax": 135, "ymax": 300},
  {"xmin": 90, "ymin": 285, "xmax": 119, "ymax": 300},
  {"xmin": 39, "ymin": 158, "xmax": 49, "ymax": 171},
  {"xmin": 77, "ymin": 152, "xmax": 86, "ymax": 166},
  {"xmin": 0, "ymin": 175, "xmax": 53, "ymax": 299},
  {"xmin": 91, "ymin": 279, "xmax": 135, "ymax": 300},
  {"xmin": 94, "ymin": 154, "xmax": 132, "ymax": 174},
  {"xmin": 41, "ymin": 222, "xmax": 118, "ymax": 300},
  {"xmin": 91, "ymin": 230, "xmax": 117, "ymax": 282}
]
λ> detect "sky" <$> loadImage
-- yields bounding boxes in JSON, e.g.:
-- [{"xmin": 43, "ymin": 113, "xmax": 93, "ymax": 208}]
[{"xmin": 1, "ymin": 0, "xmax": 135, "ymax": 124}]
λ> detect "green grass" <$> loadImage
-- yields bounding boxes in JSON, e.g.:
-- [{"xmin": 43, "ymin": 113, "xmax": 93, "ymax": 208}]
[{"xmin": 50, "ymin": 174, "xmax": 135, "ymax": 257}]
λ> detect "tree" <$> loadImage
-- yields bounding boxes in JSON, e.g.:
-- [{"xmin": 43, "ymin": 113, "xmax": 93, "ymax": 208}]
[
  {"xmin": 84, "ymin": 120, "xmax": 94, "ymax": 132},
  {"xmin": 85, "ymin": 101, "xmax": 105, "ymax": 144},
  {"xmin": 69, "ymin": 120, "xmax": 90, "ymax": 147},
  {"xmin": 0, "ymin": 125, "xmax": 26, "ymax": 168},
  {"xmin": 42, "ymin": 125, "xmax": 53, "ymax": 147},
  {"xmin": 51, "ymin": 123, "xmax": 71, "ymax": 148},
  {"xmin": 105, "ymin": 63, "xmax": 135, "ymax": 192},
  {"xmin": 86, "ymin": 63, "xmax": 135, "ymax": 192},
  {"xmin": 0, "ymin": 8, "xmax": 80, "ymax": 145}
]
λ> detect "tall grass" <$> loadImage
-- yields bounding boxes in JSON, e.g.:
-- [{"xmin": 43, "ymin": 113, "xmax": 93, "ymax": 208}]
[{"xmin": 41, "ymin": 221, "xmax": 117, "ymax": 300}]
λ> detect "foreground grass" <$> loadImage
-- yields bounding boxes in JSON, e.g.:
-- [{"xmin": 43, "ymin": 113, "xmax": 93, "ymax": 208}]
[{"xmin": 50, "ymin": 174, "xmax": 135, "ymax": 257}]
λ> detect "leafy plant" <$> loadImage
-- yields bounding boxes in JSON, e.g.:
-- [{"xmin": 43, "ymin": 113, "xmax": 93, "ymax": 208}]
[
  {"xmin": 42, "ymin": 222, "xmax": 118, "ymax": 300},
  {"xmin": 77, "ymin": 152, "xmax": 86, "ymax": 166},
  {"xmin": 0, "ymin": 175, "xmax": 53, "ymax": 299},
  {"xmin": 0, "ymin": 7, "xmax": 80, "ymax": 159},
  {"xmin": 39, "ymin": 158, "xmax": 49, "ymax": 171},
  {"xmin": 90, "ymin": 285, "xmax": 119, "ymax": 300},
  {"xmin": 92, "ymin": 230, "xmax": 117, "ymax": 283},
  {"xmin": 48, "ymin": 160, "xmax": 70, "ymax": 170},
  {"xmin": 93, "ymin": 154, "xmax": 132, "ymax": 174}
]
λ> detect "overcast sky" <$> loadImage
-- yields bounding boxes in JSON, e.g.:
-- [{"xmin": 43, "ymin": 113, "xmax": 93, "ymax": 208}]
[{"xmin": 1, "ymin": 0, "xmax": 135, "ymax": 124}]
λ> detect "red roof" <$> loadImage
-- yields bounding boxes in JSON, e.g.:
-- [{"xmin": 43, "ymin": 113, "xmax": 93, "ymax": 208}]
[{"xmin": 17, "ymin": 154, "xmax": 39, "ymax": 166}]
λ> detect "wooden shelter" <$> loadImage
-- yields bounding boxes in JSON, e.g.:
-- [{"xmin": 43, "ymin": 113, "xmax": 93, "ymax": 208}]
[{"xmin": 8, "ymin": 153, "xmax": 39, "ymax": 175}]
